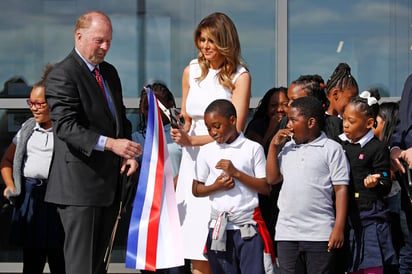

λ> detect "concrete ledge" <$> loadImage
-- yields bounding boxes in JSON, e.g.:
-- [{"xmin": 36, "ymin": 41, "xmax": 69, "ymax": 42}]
[{"xmin": 0, "ymin": 263, "xmax": 140, "ymax": 273}]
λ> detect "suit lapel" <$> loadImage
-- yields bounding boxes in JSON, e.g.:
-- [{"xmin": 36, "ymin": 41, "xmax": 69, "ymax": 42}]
[{"xmin": 70, "ymin": 50, "xmax": 119, "ymax": 134}]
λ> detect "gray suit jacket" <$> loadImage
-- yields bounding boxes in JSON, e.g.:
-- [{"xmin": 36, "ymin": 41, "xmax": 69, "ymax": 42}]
[{"xmin": 45, "ymin": 49, "xmax": 132, "ymax": 206}]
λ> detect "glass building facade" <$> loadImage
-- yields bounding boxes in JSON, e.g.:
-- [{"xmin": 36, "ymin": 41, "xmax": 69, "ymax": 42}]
[{"xmin": 0, "ymin": 0, "xmax": 411, "ymax": 272}]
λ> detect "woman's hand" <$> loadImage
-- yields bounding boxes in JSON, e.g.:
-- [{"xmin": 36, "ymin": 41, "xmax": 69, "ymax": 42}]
[
  {"xmin": 269, "ymin": 113, "xmax": 284, "ymax": 129},
  {"xmin": 171, "ymin": 127, "xmax": 192, "ymax": 147},
  {"xmin": 180, "ymin": 112, "xmax": 192, "ymax": 133}
]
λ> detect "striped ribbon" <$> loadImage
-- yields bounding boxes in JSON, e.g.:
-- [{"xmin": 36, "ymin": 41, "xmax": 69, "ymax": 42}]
[{"xmin": 126, "ymin": 88, "xmax": 184, "ymax": 270}]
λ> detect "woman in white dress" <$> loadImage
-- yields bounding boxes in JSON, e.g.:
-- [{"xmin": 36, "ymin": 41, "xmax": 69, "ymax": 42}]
[{"xmin": 171, "ymin": 12, "xmax": 251, "ymax": 274}]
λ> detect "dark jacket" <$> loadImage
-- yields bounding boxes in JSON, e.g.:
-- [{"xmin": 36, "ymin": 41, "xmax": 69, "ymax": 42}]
[
  {"xmin": 392, "ymin": 73, "xmax": 412, "ymax": 149},
  {"xmin": 44, "ymin": 49, "xmax": 132, "ymax": 206}
]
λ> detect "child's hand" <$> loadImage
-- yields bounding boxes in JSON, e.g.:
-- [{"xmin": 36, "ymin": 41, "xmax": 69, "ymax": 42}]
[
  {"xmin": 214, "ymin": 173, "xmax": 235, "ymax": 190},
  {"xmin": 3, "ymin": 186, "xmax": 14, "ymax": 199},
  {"xmin": 271, "ymin": 128, "xmax": 293, "ymax": 146},
  {"xmin": 328, "ymin": 227, "xmax": 344, "ymax": 252},
  {"xmin": 364, "ymin": 174, "xmax": 381, "ymax": 188},
  {"xmin": 215, "ymin": 159, "xmax": 237, "ymax": 177}
]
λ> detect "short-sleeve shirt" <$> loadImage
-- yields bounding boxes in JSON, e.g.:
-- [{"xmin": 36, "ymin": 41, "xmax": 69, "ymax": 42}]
[
  {"xmin": 14, "ymin": 123, "xmax": 53, "ymax": 179},
  {"xmin": 194, "ymin": 133, "xmax": 266, "ymax": 214},
  {"xmin": 275, "ymin": 132, "xmax": 350, "ymax": 241}
]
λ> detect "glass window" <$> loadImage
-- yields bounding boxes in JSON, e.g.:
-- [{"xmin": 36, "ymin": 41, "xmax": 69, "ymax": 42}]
[
  {"xmin": 288, "ymin": 0, "xmax": 412, "ymax": 97},
  {"xmin": 0, "ymin": 0, "xmax": 277, "ymax": 101},
  {"xmin": 0, "ymin": 0, "xmax": 277, "ymax": 269}
]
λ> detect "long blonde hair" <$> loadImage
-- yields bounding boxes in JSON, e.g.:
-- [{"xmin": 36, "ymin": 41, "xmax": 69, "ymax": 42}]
[{"xmin": 194, "ymin": 12, "xmax": 246, "ymax": 89}]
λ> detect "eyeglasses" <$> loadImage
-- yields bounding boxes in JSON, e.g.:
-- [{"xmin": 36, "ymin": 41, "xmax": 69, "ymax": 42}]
[{"xmin": 26, "ymin": 99, "xmax": 47, "ymax": 109}]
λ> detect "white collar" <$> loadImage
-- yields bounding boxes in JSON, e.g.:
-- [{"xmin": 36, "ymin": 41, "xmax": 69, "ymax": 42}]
[
  {"xmin": 217, "ymin": 132, "xmax": 245, "ymax": 148},
  {"xmin": 289, "ymin": 131, "xmax": 327, "ymax": 148},
  {"xmin": 338, "ymin": 129, "xmax": 374, "ymax": 148},
  {"xmin": 33, "ymin": 122, "xmax": 52, "ymax": 133},
  {"xmin": 75, "ymin": 48, "xmax": 98, "ymax": 72}
]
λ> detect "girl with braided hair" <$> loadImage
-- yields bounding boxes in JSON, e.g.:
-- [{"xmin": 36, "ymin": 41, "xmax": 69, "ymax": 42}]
[
  {"xmin": 326, "ymin": 63, "xmax": 359, "ymax": 117},
  {"xmin": 338, "ymin": 90, "xmax": 398, "ymax": 273}
]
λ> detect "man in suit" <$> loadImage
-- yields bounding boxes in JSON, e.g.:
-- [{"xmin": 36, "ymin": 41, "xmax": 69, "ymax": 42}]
[
  {"xmin": 390, "ymin": 73, "xmax": 412, "ymax": 273},
  {"xmin": 45, "ymin": 10, "xmax": 142, "ymax": 274}
]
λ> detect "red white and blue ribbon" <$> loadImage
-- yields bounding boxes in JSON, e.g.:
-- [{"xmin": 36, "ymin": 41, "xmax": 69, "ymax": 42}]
[{"xmin": 126, "ymin": 88, "xmax": 184, "ymax": 271}]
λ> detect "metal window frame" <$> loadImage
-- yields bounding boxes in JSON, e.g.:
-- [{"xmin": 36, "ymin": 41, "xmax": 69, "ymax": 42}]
[{"xmin": 0, "ymin": 1, "xmax": 285, "ymax": 272}]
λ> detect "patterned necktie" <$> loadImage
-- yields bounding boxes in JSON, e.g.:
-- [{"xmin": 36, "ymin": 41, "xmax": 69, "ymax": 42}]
[{"xmin": 94, "ymin": 67, "xmax": 107, "ymax": 101}]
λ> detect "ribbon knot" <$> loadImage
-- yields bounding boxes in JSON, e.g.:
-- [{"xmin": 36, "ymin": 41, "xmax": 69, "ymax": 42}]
[{"xmin": 359, "ymin": 90, "xmax": 378, "ymax": 106}]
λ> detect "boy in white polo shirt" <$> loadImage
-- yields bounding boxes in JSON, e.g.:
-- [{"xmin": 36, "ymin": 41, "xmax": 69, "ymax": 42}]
[{"xmin": 192, "ymin": 99, "xmax": 275, "ymax": 274}]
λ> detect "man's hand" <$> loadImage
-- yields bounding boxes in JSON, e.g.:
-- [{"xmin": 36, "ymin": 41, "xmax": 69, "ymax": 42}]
[
  {"xmin": 390, "ymin": 147, "xmax": 404, "ymax": 173},
  {"xmin": 401, "ymin": 147, "xmax": 412, "ymax": 170},
  {"xmin": 120, "ymin": 158, "xmax": 139, "ymax": 176},
  {"xmin": 105, "ymin": 138, "xmax": 142, "ymax": 159}
]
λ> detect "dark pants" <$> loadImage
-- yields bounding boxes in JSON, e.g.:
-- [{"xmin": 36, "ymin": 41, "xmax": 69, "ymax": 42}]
[
  {"xmin": 399, "ymin": 230, "xmax": 412, "ymax": 274},
  {"xmin": 58, "ymin": 204, "xmax": 118, "ymax": 274},
  {"xmin": 140, "ymin": 260, "xmax": 192, "ymax": 274},
  {"xmin": 11, "ymin": 178, "xmax": 65, "ymax": 274},
  {"xmin": 277, "ymin": 241, "xmax": 334, "ymax": 274},
  {"xmin": 206, "ymin": 229, "xmax": 266, "ymax": 274},
  {"xmin": 167, "ymin": 261, "xmax": 192, "ymax": 274},
  {"xmin": 22, "ymin": 247, "xmax": 65, "ymax": 274}
]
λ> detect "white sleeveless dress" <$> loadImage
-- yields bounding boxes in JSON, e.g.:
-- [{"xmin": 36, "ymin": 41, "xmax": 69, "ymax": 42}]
[{"xmin": 175, "ymin": 59, "xmax": 247, "ymax": 260}]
